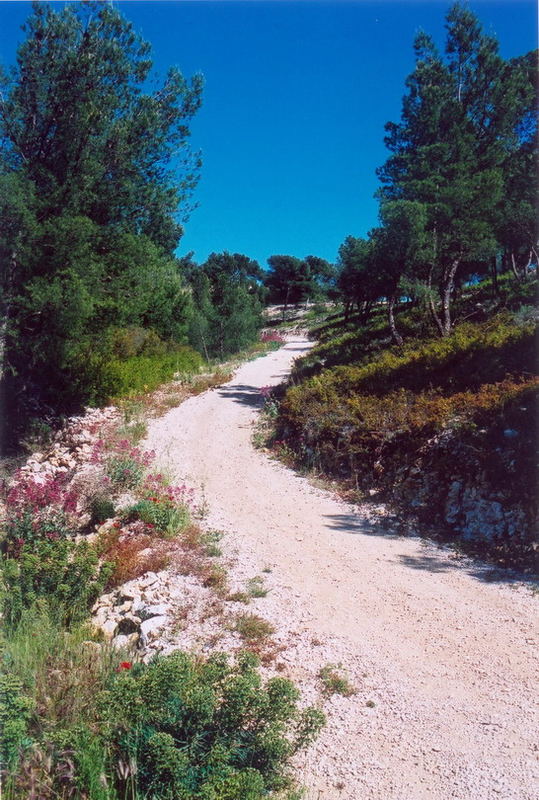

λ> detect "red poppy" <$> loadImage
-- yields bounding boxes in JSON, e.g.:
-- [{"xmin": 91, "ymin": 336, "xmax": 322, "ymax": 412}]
[{"xmin": 116, "ymin": 661, "xmax": 132, "ymax": 671}]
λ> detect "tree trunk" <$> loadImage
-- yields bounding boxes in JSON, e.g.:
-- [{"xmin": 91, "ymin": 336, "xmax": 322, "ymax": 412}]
[
  {"xmin": 388, "ymin": 292, "xmax": 403, "ymax": 346},
  {"xmin": 0, "ymin": 248, "xmax": 17, "ymax": 453},
  {"xmin": 427, "ymin": 265, "xmax": 444, "ymax": 336},
  {"xmin": 282, "ymin": 286, "xmax": 290, "ymax": 321},
  {"xmin": 510, "ymin": 252, "xmax": 520, "ymax": 280},
  {"xmin": 491, "ymin": 255, "xmax": 499, "ymax": 297},
  {"xmin": 440, "ymin": 259, "xmax": 460, "ymax": 337}
]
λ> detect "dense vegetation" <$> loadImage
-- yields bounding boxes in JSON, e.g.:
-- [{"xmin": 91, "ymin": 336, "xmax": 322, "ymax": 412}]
[
  {"xmin": 0, "ymin": 4, "xmax": 324, "ymax": 798},
  {"xmin": 268, "ymin": 4, "xmax": 538, "ymax": 569},
  {"xmin": 0, "ymin": 2, "xmax": 270, "ymax": 452},
  {"xmin": 1, "ymin": 428, "xmax": 323, "ymax": 798}
]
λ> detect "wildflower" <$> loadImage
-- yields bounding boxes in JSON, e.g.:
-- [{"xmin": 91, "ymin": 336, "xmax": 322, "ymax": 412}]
[{"xmin": 116, "ymin": 661, "xmax": 132, "ymax": 672}]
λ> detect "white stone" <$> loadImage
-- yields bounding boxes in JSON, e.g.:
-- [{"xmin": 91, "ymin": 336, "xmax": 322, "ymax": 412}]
[
  {"xmin": 100, "ymin": 619, "xmax": 118, "ymax": 641},
  {"xmin": 140, "ymin": 615, "xmax": 168, "ymax": 644}
]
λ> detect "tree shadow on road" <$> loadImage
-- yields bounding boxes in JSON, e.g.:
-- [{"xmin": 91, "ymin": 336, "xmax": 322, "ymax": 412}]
[
  {"xmin": 324, "ymin": 513, "xmax": 539, "ymax": 588},
  {"xmin": 324, "ymin": 512, "xmax": 402, "ymax": 539},
  {"xmin": 217, "ymin": 384, "xmax": 263, "ymax": 408}
]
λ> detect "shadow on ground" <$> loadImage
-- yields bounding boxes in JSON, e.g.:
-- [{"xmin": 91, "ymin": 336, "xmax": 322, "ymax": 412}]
[
  {"xmin": 217, "ymin": 384, "xmax": 263, "ymax": 408},
  {"xmin": 324, "ymin": 512, "xmax": 402, "ymax": 539},
  {"xmin": 324, "ymin": 513, "xmax": 539, "ymax": 588}
]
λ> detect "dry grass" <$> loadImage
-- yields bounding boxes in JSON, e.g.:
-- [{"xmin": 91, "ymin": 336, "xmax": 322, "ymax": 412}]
[
  {"xmin": 97, "ymin": 529, "xmax": 172, "ymax": 588},
  {"xmin": 142, "ymin": 370, "xmax": 233, "ymax": 417}
]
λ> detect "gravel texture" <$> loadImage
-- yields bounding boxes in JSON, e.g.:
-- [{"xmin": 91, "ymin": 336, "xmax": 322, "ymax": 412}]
[{"xmin": 144, "ymin": 337, "xmax": 539, "ymax": 800}]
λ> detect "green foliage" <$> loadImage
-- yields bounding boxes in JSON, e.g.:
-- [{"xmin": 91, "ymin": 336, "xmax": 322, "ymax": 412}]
[
  {"xmin": 289, "ymin": 317, "xmax": 535, "ymax": 402},
  {"xmin": 106, "ymin": 455, "xmax": 145, "ymax": 491},
  {"xmin": 234, "ymin": 614, "xmax": 275, "ymax": 643},
  {"xmin": 186, "ymin": 252, "xmax": 265, "ymax": 360},
  {"xmin": 0, "ymin": 1, "xmax": 203, "ymax": 447},
  {"xmin": 277, "ymin": 301, "xmax": 538, "ymax": 566},
  {"xmin": 264, "ymin": 254, "xmax": 334, "ymax": 306},
  {"xmin": 104, "ymin": 346, "xmax": 204, "ymax": 400},
  {"xmin": 0, "ymin": 607, "xmax": 123, "ymax": 797},
  {"xmin": 126, "ymin": 498, "xmax": 190, "ymax": 537},
  {"xmin": 318, "ymin": 664, "xmax": 356, "ymax": 697},
  {"xmin": 0, "ymin": 673, "xmax": 34, "ymax": 771},
  {"xmin": 90, "ymin": 496, "xmax": 116, "ymax": 526},
  {"xmin": 329, "ymin": 3, "xmax": 538, "ymax": 342},
  {"xmin": 1, "ymin": 539, "xmax": 112, "ymax": 628},
  {"xmin": 99, "ymin": 650, "xmax": 325, "ymax": 798}
]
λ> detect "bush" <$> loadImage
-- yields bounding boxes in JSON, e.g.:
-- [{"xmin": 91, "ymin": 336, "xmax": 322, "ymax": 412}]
[
  {"xmin": 126, "ymin": 497, "xmax": 190, "ymax": 537},
  {"xmin": 0, "ymin": 673, "xmax": 34, "ymax": 772},
  {"xmin": 103, "ymin": 346, "xmax": 204, "ymax": 399},
  {"xmin": 104, "ymin": 441, "xmax": 154, "ymax": 491},
  {"xmin": 318, "ymin": 664, "xmax": 356, "ymax": 697},
  {"xmin": 1, "ymin": 538, "xmax": 112, "ymax": 627},
  {"xmin": 277, "ymin": 312, "xmax": 538, "ymax": 567},
  {"xmin": 90, "ymin": 495, "xmax": 116, "ymax": 525},
  {"xmin": 0, "ymin": 607, "xmax": 121, "ymax": 797},
  {"xmin": 99, "ymin": 651, "xmax": 325, "ymax": 798},
  {"xmin": 234, "ymin": 614, "xmax": 275, "ymax": 643}
]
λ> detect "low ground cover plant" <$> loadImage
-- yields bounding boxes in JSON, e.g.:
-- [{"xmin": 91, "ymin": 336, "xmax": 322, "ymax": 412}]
[{"xmin": 318, "ymin": 663, "xmax": 356, "ymax": 697}]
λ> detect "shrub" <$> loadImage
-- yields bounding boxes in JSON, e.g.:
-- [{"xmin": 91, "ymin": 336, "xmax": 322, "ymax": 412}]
[
  {"xmin": 99, "ymin": 650, "xmax": 325, "ymax": 798},
  {"xmin": 90, "ymin": 496, "xmax": 116, "ymax": 525},
  {"xmin": 103, "ymin": 440, "xmax": 154, "ymax": 491},
  {"xmin": 126, "ymin": 498, "xmax": 190, "ymax": 538},
  {"xmin": 103, "ymin": 346, "xmax": 204, "ymax": 399},
  {"xmin": 0, "ymin": 607, "xmax": 121, "ymax": 797},
  {"xmin": 1, "ymin": 538, "xmax": 112, "ymax": 627},
  {"xmin": 0, "ymin": 674, "xmax": 34, "ymax": 772}
]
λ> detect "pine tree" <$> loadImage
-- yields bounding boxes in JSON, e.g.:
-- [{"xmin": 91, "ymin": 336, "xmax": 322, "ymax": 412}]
[
  {"xmin": 0, "ymin": 2, "xmax": 203, "ymax": 445},
  {"xmin": 377, "ymin": 2, "xmax": 535, "ymax": 334}
]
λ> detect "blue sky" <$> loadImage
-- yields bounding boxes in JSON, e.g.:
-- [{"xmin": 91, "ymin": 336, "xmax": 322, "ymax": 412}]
[{"xmin": 0, "ymin": 1, "xmax": 536, "ymax": 267}]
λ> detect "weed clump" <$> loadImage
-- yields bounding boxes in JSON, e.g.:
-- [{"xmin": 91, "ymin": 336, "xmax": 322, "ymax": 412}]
[
  {"xmin": 234, "ymin": 614, "xmax": 275, "ymax": 643},
  {"xmin": 318, "ymin": 664, "xmax": 356, "ymax": 697}
]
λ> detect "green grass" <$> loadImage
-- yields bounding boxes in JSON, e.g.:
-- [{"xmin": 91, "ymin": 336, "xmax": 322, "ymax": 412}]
[{"xmin": 234, "ymin": 614, "xmax": 275, "ymax": 643}]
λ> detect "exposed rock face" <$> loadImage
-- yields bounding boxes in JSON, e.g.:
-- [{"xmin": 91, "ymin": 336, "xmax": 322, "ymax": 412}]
[{"xmin": 392, "ymin": 425, "xmax": 536, "ymax": 562}]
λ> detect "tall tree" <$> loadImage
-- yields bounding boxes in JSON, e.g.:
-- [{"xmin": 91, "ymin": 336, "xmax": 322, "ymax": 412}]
[
  {"xmin": 336, "ymin": 236, "xmax": 379, "ymax": 323},
  {"xmin": 377, "ymin": 3, "xmax": 534, "ymax": 335},
  {"xmin": 187, "ymin": 252, "xmax": 264, "ymax": 360},
  {"xmin": 264, "ymin": 255, "xmax": 312, "ymax": 311},
  {"xmin": 0, "ymin": 1, "xmax": 203, "ymax": 443}
]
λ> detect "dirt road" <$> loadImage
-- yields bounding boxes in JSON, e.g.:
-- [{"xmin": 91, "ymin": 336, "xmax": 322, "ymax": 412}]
[{"xmin": 145, "ymin": 338, "xmax": 538, "ymax": 800}]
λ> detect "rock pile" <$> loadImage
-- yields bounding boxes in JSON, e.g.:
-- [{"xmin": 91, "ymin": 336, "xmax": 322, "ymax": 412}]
[
  {"xmin": 18, "ymin": 406, "xmax": 120, "ymax": 481},
  {"xmin": 92, "ymin": 571, "xmax": 171, "ymax": 654}
]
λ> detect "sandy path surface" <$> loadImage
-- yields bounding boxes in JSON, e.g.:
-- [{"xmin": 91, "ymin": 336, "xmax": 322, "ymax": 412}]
[{"xmin": 145, "ymin": 338, "xmax": 538, "ymax": 800}]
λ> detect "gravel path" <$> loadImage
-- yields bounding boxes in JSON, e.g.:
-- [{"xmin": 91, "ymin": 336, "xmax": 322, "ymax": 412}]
[{"xmin": 145, "ymin": 338, "xmax": 538, "ymax": 800}]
